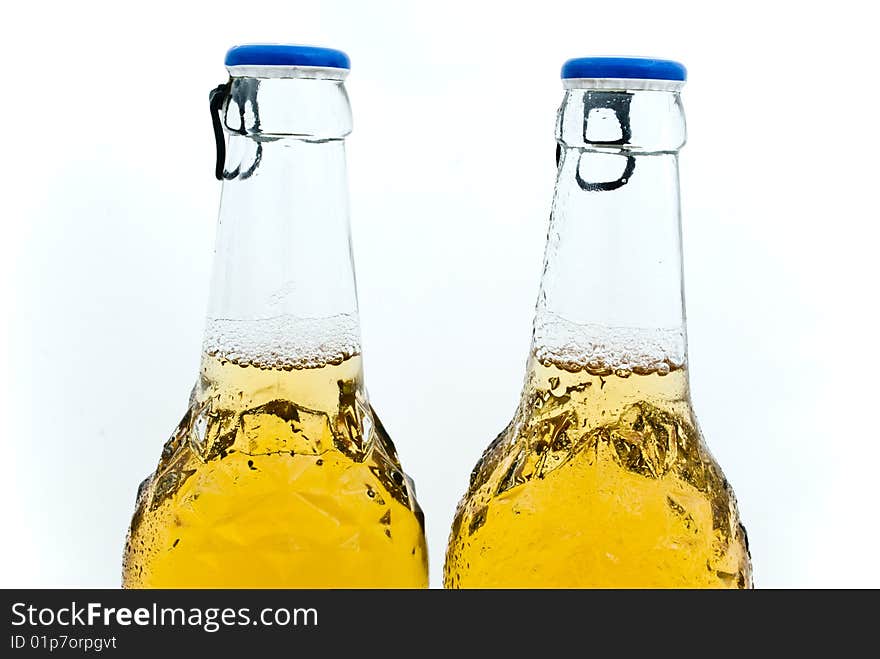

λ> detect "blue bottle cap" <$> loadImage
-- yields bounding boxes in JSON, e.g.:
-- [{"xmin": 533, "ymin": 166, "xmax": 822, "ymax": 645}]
[
  {"xmin": 561, "ymin": 57, "xmax": 686, "ymax": 81},
  {"xmin": 225, "ymin": 44, "xmax": 350, "ymax": 70}
]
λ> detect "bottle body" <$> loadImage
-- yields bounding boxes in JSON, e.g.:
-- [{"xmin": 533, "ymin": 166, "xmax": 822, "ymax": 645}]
[
  {"xmin": 445, "ymin": 354, "xmax": 750, "ymax": 588},
  {"xmin": 445, "ymin": 62, "xmax": 751, "ymax": 588},
  {"xmin": 123, "ymin": 49, "xmax": 427, "ymax": 588},
  {"xmin": 123, "ymin": 345, "xmax": 427, "ymax": 588}
]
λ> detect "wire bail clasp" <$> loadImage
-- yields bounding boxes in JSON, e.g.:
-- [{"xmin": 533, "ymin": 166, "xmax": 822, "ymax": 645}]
[
  {"xmin": 209, "ymin": 81, "xmax": 231, "ymax": 181},
  {"xmin": 210, "ymin": 79, "xmax": 263, "ymax": 181}
]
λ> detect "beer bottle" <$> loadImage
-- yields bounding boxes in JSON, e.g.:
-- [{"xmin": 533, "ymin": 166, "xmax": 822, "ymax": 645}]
[
  {"xmin": 445, "ymin": 57, "xmax": 752, "ymax": 588},
  {"xmin": 123, "ymin": 45, "xmax": 428, "ymax": 588}
]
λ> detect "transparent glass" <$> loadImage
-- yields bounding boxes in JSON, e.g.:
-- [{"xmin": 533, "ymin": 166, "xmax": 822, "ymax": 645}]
[
  {"xmin": 445, "ymin": 81, "xmax": 752, "ymax": 588},
  {"xmin": 123, "ymin": 69, "xmax": 428, "ymax": 588}
]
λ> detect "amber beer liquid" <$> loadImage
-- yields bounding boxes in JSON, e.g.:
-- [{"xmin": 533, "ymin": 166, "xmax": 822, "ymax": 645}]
[
  {"xmin": 122, "ymin": 45, "xmax": 427, "ymax": 588},
  {"xmin": 444, "ymin": 58, "xmax": 752, "ymax": 588},
  {"xmin": 124, "ymin": 340, "xmax": 427, "ymax": 588},
  {"xmin": 445, "ymin": 344, "xmax": 752, "ymax": 588}
]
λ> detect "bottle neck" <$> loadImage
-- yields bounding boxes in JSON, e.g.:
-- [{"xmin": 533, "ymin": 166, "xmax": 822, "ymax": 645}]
[
  {"xmin": 204, "ymin": 74, "xmax": 361, "ymax": 370},
  {"xmin": 533, "ymin": 84, "xmax": 689, "ymax": 375}
]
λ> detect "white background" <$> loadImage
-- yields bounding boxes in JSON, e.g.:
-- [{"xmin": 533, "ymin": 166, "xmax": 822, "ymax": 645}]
[{"xmin": 1, "ymin": 0, "xmax": 878, "ymax": 588}]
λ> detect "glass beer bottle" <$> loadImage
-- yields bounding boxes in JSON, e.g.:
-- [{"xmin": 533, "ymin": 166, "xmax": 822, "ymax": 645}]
[
  {"xmin": 123, "ymin": 45, "xmax": 428, "ymax": 588},
  {"xmin": 445, "ymin": 58, "xmax": 752, "ymax": 588}
]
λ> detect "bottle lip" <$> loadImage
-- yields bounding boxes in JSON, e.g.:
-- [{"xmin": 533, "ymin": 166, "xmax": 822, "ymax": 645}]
[
  {"xmin": 225, "ymin": 64, "xmax": 349, "ymax": 80},
  {"xmin": 563, "ymin": 78, "xmax": 684, "ymax": 92}
]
